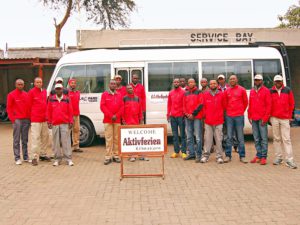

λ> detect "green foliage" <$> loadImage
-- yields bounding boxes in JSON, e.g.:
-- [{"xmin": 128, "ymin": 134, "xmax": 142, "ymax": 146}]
[{"xmin": 278, "ymin": 1, "xmax": 300, "ymax": 28}]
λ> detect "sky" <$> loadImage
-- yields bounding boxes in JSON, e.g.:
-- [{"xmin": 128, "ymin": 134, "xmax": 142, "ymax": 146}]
[{"xmin": 0, "ymin": 0, "xmax": 297, "ymax": 49}]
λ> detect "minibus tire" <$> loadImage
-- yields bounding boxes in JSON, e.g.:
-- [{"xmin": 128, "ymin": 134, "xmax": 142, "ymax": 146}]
[{"xmin": 80, "ymin": 118, "xmax": 95, "ymax": 147}]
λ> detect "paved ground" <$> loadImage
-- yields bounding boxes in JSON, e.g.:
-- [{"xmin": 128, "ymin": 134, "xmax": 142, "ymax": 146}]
[{"xmin": 0, "ymin": 123, "xmax": 300, "ymax": 225}]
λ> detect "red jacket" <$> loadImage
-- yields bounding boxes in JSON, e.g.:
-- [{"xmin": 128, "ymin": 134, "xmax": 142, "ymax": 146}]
[
  {"xmin": 28, "ymin": 87, "xmax": 47, "ymax": 123},
  {"xmin": 69, "ymin": 89, "xmax": 80, "ymax": 116},
  {"xmin": 47, "ymin": 94, "xmax": 73, "ymax": 125},
  {"xmin": 122, "ymin": 94, "xmax": 143, "ymax": 125},
  {"xmin": 270, "ymin": 85, "xmax": 295, "ymax": 119},
  {"xmin": 116, "ymin": 86, "xmax": 127, "ymax": 98},
  {"xmin": 167, "ymin": 87, "xmax": 185, "ymax": 118},
  {"xmin": 131, "ymin": 83, "xmax": 146, "ymax": 112},
  {"xmin": 7, "ymin": 89, "xmax": 30, "ymax": 123},
  {"xmin": 183, "ymin": 87, "xmax": 204, "ymax": 119},
  {"xmin": 203, "ymin": 90, "xmax": 225, "ymax": 125},
  {"xmin": 100, "ymin": 90, "xmax": 123, "ymax": 123},
  {"xmin": 224, "ymin": 85, "xmax": 248, "ymax": 117},
  {"xmin": 248, "ymin": 85, "xmax": 271, "ymax": 123}
]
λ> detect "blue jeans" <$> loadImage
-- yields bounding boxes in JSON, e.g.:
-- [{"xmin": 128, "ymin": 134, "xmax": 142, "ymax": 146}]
[
  {"xmin": 252, "ymin": 120, "xmax": 268, "ymax": 158},
  {"xmin": 185, "ymin": 118, "xmax": 202, "ymax": 158},
  {"xmin": 225, "ymin": 116, "xmax": 246, "ymax": 158},
  {"xmin": 170, "ymin": 116, "xmax": 186, "ymax": 154}
]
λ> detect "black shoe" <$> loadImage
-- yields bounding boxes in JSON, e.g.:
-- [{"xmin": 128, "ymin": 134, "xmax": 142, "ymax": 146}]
[
  {"xmin": 184, "ymin": 155, "xmax": 196, "ymax": 160},
  {"xmin": 104, "ymin": 158, "xmax": 112, "ymax": 165},
  {"xmin": 32, "ymin": 158, "xmax": 38, "ymax": 166},
  {"xmin": 195, "ymin": 157, "xmax": 201, "ymax": 163},
  {"xmin": 113, "ymin": 158, "xmax": 121, "ymax": 163},
  {"xmin": 39, "ymin": 156, "xmax": 51, "ymax": 161},
  {"xmin": 73, "ymin": 149, "xmax": 83, "ymax": 153}
]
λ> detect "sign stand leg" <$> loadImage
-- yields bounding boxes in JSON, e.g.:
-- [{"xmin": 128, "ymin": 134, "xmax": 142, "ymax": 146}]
[
  {"xmin": 162, "ymin": 155, "xmax": 165, "ymax": 180},
  {"xmin": 120, "ymin": 156, "xmax": 124, "ymax": 181}
]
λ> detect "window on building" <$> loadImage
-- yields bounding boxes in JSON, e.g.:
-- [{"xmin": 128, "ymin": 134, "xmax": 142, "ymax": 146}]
[
  {"xmin": 56, "ymin": 64, "xmax": 111, "ymax": 93},
  {"xmin": 148, "ymin": 62, "xmax": 198, "ymax": 92},
  {"xmin": 254, "ymin": 59, "xmax": 282, "ymax": 88}
]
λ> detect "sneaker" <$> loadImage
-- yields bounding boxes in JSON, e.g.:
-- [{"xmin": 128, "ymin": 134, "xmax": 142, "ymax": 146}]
[
  {"xmin": 217, "ymin": 158, "xmax": 224, "ymax": 164},
  {"xmin": 200, "ymin": 157, "xmax": 208, "ymax": 163},
  {"xmin": 171, "ymin": 153, "xmax": 179, "ymax": 158},
  {"xmin": 260, "ymin": 158, "xmax": 267, "ymax": 165},
  {"xmin": 195, "ymin": 157, "xmax": 201, "ymax": 163},
  {"xmin": 67, "ymin": 160, "xmax": 74, "ymax": 166},
  {"xmin": 224, "ymin": 156, "xmax": 231, "ymax": 163},
  {"xmin": 181, "ymin": 153, "xmax": 187, "ymax": 159},
  {"xmin": 40, "ymin": 156, "xmax": 51, "ymax": 162},
  {"xmin": 53, "ymin": 160, "xmax": 60, "ymax": 167},
  {"xmin": 129, "ymin": 157, "xmax": 136, "ymax": 162},
  {"xmin": 139, "ymin": 157, "xmax": 149, "ymax": 161},
  {"xmin": 250, "ymin": 156, "xmax": 260, "ymax": 163},
  {"xmin": 285, "ymin": 161, "xmax": 297, "ymax": 169},
  {"xmin": 104, "ymin": 158, "xmax": 112, "ymax": 165},
  {"xmin": 273, "ymin": 158, "xmax": 283, "ymax": 165},
  {"xmin": 113, "ymin": 157, "xmax": 121, "ymax": 163},
  {"xmin": 184, "ymin": 155, "xmax": 196, "ymax": 161},
  {"xmin": 240, "ymin": 157, "xmax": 248, "ymax": 164},
  {"xmin": 32, "ymin": 158, "xmax": 38, "ymax": 166},
  {"xmin": 73, "ymin": 149, "xmax": 83, "ymax": 153},
  {"xmin": 15, "ymin": 159, "xmax": 22, "ymax": 165}
]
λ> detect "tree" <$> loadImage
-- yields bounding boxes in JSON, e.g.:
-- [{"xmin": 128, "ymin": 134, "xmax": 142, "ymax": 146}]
[
  {"xmin": 278, "ymin": 1, "xmax": 300, "ymax": 28},
  {"xmin": 40, "ymin": 0, "xmax": 136, "ymax": 47}
]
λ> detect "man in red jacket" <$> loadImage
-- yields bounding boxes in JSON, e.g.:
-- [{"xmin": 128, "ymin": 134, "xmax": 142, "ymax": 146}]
[
  {"xmin": 115, "ymin": 74, "xmax": 127, "ymax": 97},
  {"xmin": 7, "ymin": 79, "xmax": 30, "ymax": 165},
  {"xmin": 122, "ymin": 84, "xmax": 145, "ymax": 162},
  {"xmin": 248, "ymin": 75, "xmax": 271, "ymax": 165},
  {"xmin": 270, "ymin": 75, "xmax": 297, "ymax": 169},
  {"xmin": 201, "ymin": 80, "xmax": 225, "ymax": 164},
  {"xmin": 223, "ymin": 75, "xmax": 248, "ymax": 163},
  {"xmin": 183, "ymin": 78, "xmax": 204, "ymax": 162},
  {"xmin": 47, "ymin": 83, "xmax": 74, "ymax": 167},
  {"xmin": 100, "ymin": 79, "xmax": 124, "ymax": 165},
  {"xmin": 28, "ymin": 77, "xmax": 50, "ymax": 166},
  {"xmin": 167, "ymin": 78, "xmax": 187, "ymax": 159},
  {"xmin": 68, "ymin": 79, "xmax": 82, "ymax": 153},
  {"xmin": 130, "ymin": 73, "xmax": 146, "ymax": 121}
]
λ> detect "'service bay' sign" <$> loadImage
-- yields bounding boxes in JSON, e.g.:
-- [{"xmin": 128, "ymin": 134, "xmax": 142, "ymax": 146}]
[
  {"xmin": 190, "ymin": 32, "xmax": 254, "ymax": 43},
  {"xmin": 119, "ymin": 124, "xmax": 167, "ymax": 155}
]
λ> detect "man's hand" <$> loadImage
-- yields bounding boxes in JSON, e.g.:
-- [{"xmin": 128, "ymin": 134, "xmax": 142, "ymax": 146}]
[
  {"xmin": 48, "ymin": 123, "xmax": 53, "ymax": 129},
  {"xmin": 261, "ymin": 120, "xmax": 266, "ymax": 126},
  {"xmin": 188, "ymin": 114, "xmax": 195, "ymax": 120},
  {"xmin": 248, "ymin": 119, "xmax": 252, "ymax": 125},
  {"xmin": 112, "ymin": 115, "xmax": 117, "ymax": 121},
  {"xmin": 139, "ymin": 120, "xmax": 143, "ymax": 125},
  {"xmin": 69, "ymin": 123, "xmax": 73, "ymax": 129}
]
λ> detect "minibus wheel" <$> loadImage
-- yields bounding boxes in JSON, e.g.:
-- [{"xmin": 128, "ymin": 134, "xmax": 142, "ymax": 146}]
[{"xmin": 80, "ymin": 117, "xmax": 95, "ymax": 147}]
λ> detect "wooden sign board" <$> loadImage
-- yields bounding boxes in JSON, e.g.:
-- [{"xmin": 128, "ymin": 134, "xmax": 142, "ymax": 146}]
[{"xmin": 118, "ymin": 124, "xmax": 168, "ymax": 180}]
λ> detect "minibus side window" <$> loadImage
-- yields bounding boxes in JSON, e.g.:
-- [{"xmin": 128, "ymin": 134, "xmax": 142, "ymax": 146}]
[
  {"xmin": 148, "ymin": 62, "xmax": 198, "ymax": 92},
  {"xmin": 55, "ymin": 64, "xmax": 111, "ymax": 93},
  {"xmin": 227, "ymin": 61, "xmax": 252, "ymax": 89},
  {"xmin": 253, "ymin": 59, "xmax": 282, "ymax": 88},
  {"xmin": 202, "ymin": 62, "xmax": 226, "ymax": 81}
]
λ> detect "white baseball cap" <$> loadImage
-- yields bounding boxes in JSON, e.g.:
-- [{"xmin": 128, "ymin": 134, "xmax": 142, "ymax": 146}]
[
  {"xmin": 274, "ymin": 75, "xmax": 283, "ymax": 81},
  {"xmin": 254, "ymin": 74, "xmax": 263, "ymax": 80},
  {"xmin": 54, "ymin": 83, "xmax": 63, "ymax": 89},
  {"xmin": 55, "ymin": 77, "xmax": 63, "ymax": 82},
  {"xmin": 217, "ymin": 74, "xmax": 225, "ymax": 79}
]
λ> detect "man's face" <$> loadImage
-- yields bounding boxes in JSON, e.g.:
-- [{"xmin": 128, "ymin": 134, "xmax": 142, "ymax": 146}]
[
  {"xmin": 218, "ymin": 77, "xmax": 225, "ymax": 85},
  {"xmin": 55, "ymin": 88, "xmax": 63, "ymax": 96},
  {"xmin": 201, "ymin": 80, "xmax": 208, "ymax": 88},
  {"xmin": 209, "ymin": 80, "xmax": 218, "ymax": 90},
  {"xmin": 115, "ymin": 77, "xmax": 122, "ymax": 86},
  {"xmin": 274, "ymin": 80, "xmax": 283, "ymax": 89},
  {"xmin": 188, "ymin": 79, "xmax": 196, "ymax": 89},
  {"xmin": 132, "ymin": 75, "xmax": 139, "ymax": 84},
  {"xmin": 34, "ymin": 78, "xmax": 43, "ymax": 89},
  {"xmin": 69, "ymin": 80, "xmax": 76, "ymax": 89},
  {"xmin": 229, "ymin": 75, "xmax": 238, "ymax": 86},
  {"xmin": 126, "ymin": 85, "xmax": 133, "ymax": 94},
  {"xmin": 15, "ymin": 80, "xmax": 24, "ymax": 91},
  {"xmin": 173, "ymin": 79, "xmax": 180, "ymax": 88},
  {"xmin": 179, "ymin": 78, "xmax": 186, "ymax": 87},
  {"xmin": 109, "ymin": 80, "xmax": 117, "ymax": 91},
  {"xmin": 254, "ymin": 79, "xmax": 263, "ymax": 87}
]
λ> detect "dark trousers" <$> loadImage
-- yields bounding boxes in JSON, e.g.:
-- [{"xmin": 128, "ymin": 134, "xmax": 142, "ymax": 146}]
[
  {"xmin": 170, "ymin": 116, "xmax": 186, "ymax": 154},
  {"xmin": 13, "ymin": 119, "xmax": 30, "ymax": 161}
]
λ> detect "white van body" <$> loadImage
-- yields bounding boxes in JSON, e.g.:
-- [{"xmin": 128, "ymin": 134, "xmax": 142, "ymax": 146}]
[{"xmin": 47, "ymin": 47, "xmax": 286, "ymax": 146}]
